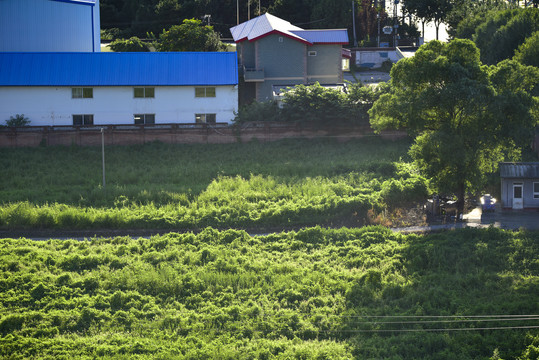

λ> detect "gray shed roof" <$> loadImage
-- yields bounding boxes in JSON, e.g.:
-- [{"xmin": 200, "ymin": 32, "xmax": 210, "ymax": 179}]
[{"xmin": 500, "ymin": 162, "xmax": 539, "ymax": 178}]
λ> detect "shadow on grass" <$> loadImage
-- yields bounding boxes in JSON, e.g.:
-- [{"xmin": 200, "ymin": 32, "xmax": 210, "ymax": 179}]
[{"xmin": 342, "ymin": 227, "xmax": 539, "ymax": 359}]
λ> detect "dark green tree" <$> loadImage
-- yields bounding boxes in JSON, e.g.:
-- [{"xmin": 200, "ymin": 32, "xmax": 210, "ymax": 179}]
[
  {"xmin": 447, "ymin": 0, "xmax": 512, "ymax": 40},
  {"xmin": 513, "ymin": 31, "xmax": 539, "ymax": 68},
  {"xmin": 473, "ymin": 8, "xmax": 539, "ymax": 64},
  {"xmin": 158, "ymin": 19, "xmax": 226, "ymax": 52},
  {"xmin": 369, "ymin": 40, "xmax": 538, "ymax": 217}
]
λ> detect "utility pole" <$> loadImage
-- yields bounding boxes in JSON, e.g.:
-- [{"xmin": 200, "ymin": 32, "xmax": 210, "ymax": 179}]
[
  {"xmin": 352, "ymin": 1, "xmax": 358, "ymax": 47},
  {"xmin": 237, "ymin": 0, "xmax": 239, "ymax": 24},
  {"xmin": 393, "ymin": 0, "xmax": 399, "ymax": 48},
  {"xmin": 377, "ymin": 13, "xmax": 380, "ymax": 47},
  {"xmin": 101, "ymin": 127, "xmax": 106, "ymax": 189}
]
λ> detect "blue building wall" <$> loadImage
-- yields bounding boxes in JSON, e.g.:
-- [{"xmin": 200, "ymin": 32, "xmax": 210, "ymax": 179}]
[{"xmin": 0, "ymin": 0, "xmax": 100, "ymax": 52}]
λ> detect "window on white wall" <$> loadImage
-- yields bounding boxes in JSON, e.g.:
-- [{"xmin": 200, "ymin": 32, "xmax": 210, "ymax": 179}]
[
  {"xmin": 195, "ymin": 87, "xmax": 216, "ymax": 98},
  {"xmin": 134, "ymin": 114, "xmax": 156, "ymax": 125},
  {"xmin": 195, "ymin": 114, "xmax": 216, "ymax": 124},
  {"xmin": 73, "ymin": 114, "xmax": 94, "ymax": 125},
  {"xmin": 534, "ymin": 182, "xmax": 539, "ymax": 199},
  {"xmin": 72, "ymin": 88, "xmax": 93, "ymax": 98},
  {"xmin": 308, "ymin": 51, "xmax": 317, "ymax": 56},
  {"xmin": 134, "ymin": 87, "xmax": 155, "ymax": 98}
]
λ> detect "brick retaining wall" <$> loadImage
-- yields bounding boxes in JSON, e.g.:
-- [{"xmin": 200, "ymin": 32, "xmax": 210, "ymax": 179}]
[{"xmin": 0, "ymin": 123, "xmax": 407, "ymax": 148}]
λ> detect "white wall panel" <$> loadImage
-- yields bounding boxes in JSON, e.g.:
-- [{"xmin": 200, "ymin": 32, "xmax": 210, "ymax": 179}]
[{"xmin": 0, "ymin": 86, "xmax": 238, "ymax": 125}]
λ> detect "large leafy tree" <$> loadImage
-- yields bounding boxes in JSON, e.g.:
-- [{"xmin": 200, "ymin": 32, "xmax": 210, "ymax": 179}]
[
  {"xmin": 369, "ymin": 39, "xmax": 538, "ymax": 217},
  {"xmin": 158, "ymin": 18, "xmax": 226, "ymax": 52}
]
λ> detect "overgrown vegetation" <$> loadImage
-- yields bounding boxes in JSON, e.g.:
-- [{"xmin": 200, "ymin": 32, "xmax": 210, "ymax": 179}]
[
  {"xmin": 0, "ymin": 227, "xmax": 538, "ymax": 359},
  {"xmin": 234, "ymin": 82, "xmax": 389, "ymax": 125},
  {"xmin": 0, "ymin": 138, "xmax": 428, "ymax": 230}
]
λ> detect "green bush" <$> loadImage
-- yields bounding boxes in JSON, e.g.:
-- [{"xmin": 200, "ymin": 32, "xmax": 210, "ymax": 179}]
[
  {"xmin": 5, "ymin": 114, "xmax": 30, "ymax": 127},
  {"xmin": 109, "ymin": 37, "xmax": 151, "ymax": 52}
]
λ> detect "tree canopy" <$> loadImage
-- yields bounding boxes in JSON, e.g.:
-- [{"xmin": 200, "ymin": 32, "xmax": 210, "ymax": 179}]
[
  {"xmin": 369, "ymin": 39, "xmax": 539, "ymax": 216},
  {"xmin": 158, "ymin": 18, "xmax": 225, "ymax": 52},
  {"xmin": 473, "ymin": 8, "xmax": 539, "ymax": 65},
  {"xmin": 513, "ymin": 30, "xmax": 539, "ymax": 68}
]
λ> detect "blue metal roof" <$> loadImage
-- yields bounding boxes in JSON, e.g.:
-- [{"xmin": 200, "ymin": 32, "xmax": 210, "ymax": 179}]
[
  {"xmin": 0, "ymin": 52, "xmax": 238, "ymax": 86},
  {"xmin": 51, "ymin": 0, "xmax": 96, "ymax": 5},
  {"xmin": 290, "ymin": 30, "xmax": 349, "ymax": 44}
]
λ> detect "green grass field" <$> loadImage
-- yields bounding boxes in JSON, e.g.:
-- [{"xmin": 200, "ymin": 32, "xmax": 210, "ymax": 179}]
[
  {"xmin": 1, "ymin": 227, "xmax": 538, "ymax": 359},
  {"xmin": 0, "ymin": 138, "xmax": 429, "ymax": 230}
]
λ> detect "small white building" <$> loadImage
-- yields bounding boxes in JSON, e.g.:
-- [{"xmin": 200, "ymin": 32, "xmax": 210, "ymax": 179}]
[
  {"xmin": 0, "ymin": 0, "xmax": 101, "ymax": 53},
  {"xmin": 500, "ymin": 162, "xmax": 539, "ymax": 210},
  {"xmin": 0, "ymin": 52, "xmax": 239, "ymax": 126}
]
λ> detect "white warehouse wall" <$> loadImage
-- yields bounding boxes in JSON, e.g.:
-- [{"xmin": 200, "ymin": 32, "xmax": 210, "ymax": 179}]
[
  {"xmin": 0, "ymin": 86, "xmax": 238, "ymax": 125},
  {"xmin": 0, "ymin": 0, "xmax": 100, "ymax": 52}
]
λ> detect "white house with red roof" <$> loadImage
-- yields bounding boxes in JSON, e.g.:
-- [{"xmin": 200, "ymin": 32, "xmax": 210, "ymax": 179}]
[{"xmin": 230, "ymin": 13, "xmax": 349, "ymax": 104}]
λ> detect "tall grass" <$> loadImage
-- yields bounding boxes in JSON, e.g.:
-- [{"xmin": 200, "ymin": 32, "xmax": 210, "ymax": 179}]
[
  {"xmin": 0, "ymin": 227, "xmax": 537, "ymax": 358},
  {"xmin": 0, "ymin": 138, "xmax": 428, "ymax": 230}
]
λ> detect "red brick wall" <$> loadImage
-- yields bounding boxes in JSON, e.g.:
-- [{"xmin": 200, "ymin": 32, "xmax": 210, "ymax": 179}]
[{"xmin": 0, "ymin": 123, "xmax": 407, "ymax": 148}]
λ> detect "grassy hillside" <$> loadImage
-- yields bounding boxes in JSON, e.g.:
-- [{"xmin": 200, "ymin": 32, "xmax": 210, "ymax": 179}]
[
  {"xmin": 0, "ymin": 138, "xmax": 428, "ymax": 230},
  {"xmin": 1, "ymin": 227, "xmax": 538, "ymax": 359}
]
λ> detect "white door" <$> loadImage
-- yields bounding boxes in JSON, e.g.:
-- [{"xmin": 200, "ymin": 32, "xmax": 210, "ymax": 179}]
[{"xmin": 513, "ymin": 183, "xmax": 523, "ymax": 209}]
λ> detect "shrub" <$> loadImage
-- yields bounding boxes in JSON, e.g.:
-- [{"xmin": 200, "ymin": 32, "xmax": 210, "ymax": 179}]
[
  {"xmin": 109, "ymin": 37, "xmax": 151, "ymax": 52},
  {"xmin": 5, "ymin": 114, "xmax": 30, "ymax": 127}
]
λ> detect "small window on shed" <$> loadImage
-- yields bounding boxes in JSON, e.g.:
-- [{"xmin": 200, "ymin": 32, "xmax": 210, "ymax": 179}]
[
  {"xmin": 308, "ymin": 51, "xmax": 317, "ymax": 57},
  {"xmin": 534, "ymin": 182, "xmax": 539, "ymax": 199},
  {"xmin": 278, "ymin": 37, "xmax": 283, "ymax": 42}
]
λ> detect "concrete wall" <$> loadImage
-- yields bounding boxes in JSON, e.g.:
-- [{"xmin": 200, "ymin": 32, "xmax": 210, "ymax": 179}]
[
  {"xmin": 0, "ymin": 0, "xmax": 100, "ymax": 52},
  {"xmin": 239, "ymin": 41, "xmax": 256, "ymax": 69},
  {"xmin": 354, "ymin": 49, "xmax": 400, "ymax": 68},
  {"xmin": 501, "ymin": 178, "xmax": 539, "ymax": 209},
  {"xmin": 0, "ymin": 85, "xmax": 238, "ymax": 125},
  {"xmin": 307, "ymin": 44, "xmax": 342, "ymax": 84}
]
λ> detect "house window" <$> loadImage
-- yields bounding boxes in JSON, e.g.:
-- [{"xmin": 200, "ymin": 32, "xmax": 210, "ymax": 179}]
[
  {"xmin": 534, "ymin": 182, "xmax": 539, "ymax": 199},
  {"xmin": 134, "ymin": 87, "xmax": 155, "ymax": 98},
  {"xmin": 308, "ymin": 51, "xmax": 317, "ymax": 57},
  {"xmin": 195, "ymin": 87, "xmax": 216, "ymax": 97},
  {"xmin": 278, "ymin": 37, "xmax": 283, "ymax": 42},
  {"xmin": 73, "ymin": 114, "xmax": 94, "ymax": 126},
  {"xmin": 134, "ymin": 114, "xmax": 155, "ymax": 125},
  {"xmin": 195, "ymin": 113, "xmax": 216, "ymax": 124},
  {"xmin": 72, "ymin": 87, "xmax": 93, "ymax": 98}
]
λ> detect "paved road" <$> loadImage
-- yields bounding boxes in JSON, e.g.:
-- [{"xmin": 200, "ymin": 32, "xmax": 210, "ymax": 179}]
[{"xmin": 394, "ymin": 207, "xmax": 539, "ymax": 233}]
